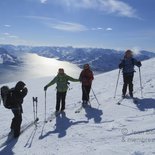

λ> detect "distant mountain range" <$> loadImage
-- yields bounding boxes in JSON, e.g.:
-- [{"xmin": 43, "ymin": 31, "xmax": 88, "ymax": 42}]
[
  {"xmin": 0, "ymin": 47, "xmax": 21, "ymax": 65},
  {"xmin": 0, "ymin": 44, "xmax": 155, "ymax": 72}
]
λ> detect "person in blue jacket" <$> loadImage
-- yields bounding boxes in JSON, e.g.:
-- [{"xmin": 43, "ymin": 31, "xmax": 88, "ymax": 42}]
[{"xmin": 119, "ymin": 50, "xmax": 142, "ymax": 98}]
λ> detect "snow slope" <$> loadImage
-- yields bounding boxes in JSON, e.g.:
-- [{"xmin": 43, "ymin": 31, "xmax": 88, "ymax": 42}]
[{"xmin": 0, "ymin": 58, "xmax": 155, "ymax": 155}]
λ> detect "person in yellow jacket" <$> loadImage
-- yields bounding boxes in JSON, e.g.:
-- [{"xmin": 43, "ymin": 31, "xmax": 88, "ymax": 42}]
[{"xmin": 44, "ymin": 68, "xmax": 79, "ymax": 112}]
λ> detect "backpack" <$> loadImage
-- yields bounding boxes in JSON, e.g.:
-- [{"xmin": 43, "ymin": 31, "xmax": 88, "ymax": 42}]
[
  {"xmin": 122, "ymin": 58, "xmax": 135, "ymax": 66},
  {"xmin": 0, "ymin": 83, "xmax": 28, "ymax": 109},
  {"xmin": 0, "ymin": 86, "xmax": 13, "ymax": 109}
]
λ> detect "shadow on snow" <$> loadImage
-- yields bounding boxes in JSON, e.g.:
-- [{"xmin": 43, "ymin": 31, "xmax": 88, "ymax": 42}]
[
  {"xmin": 84, "ymin": 106, "xmax": 103, "ymax": 123},
  {"xmin": 135, "ymin": 98, "xmax": 155, "ymax": 111},
  {"xmin": 39, "ymin": 112, "xmax": 88, "ymax": 139},
  {"xmin": 0, "ymin": 134, "xmax": 18, "ymax": 155}
]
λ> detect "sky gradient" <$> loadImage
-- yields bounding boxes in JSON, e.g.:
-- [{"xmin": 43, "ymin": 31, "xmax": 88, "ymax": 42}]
[{"xmin": 0, "ymin": 0, "xmax": 155, "ymax": 52}]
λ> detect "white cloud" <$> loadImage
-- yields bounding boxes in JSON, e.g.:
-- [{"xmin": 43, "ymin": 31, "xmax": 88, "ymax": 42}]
[
  {"xmin": 24, "ymin": 16, "xmax": 52, "ymax": 21},
  {"xmin": 3, "ymin": 33, "xmax": 10, "ymax": 36},
  {"xmin": 25, "ymin": 16, "xmax": 111, "ymax": 32},
  {"xmin": 46, "ymin": 21, "xmax": 105, "ymax": 32},
  {"xmin": 40, "ymin": 0, "xmax": 47, "ymax": 4},
  {"xmin": 91, "ymin": 27, "xmax": 104, "ymax": 31},
  {"xmin": 100, "ymin": 0, "xmax": 137, "ymax": 18},
  {"xmin": 106, "ymin": 27, "xmax": 112, "ymax": 31},
  {"xmin": 55, "ymin": 0, "xmax": 138, "ymax": 18},
  {"xmin": 32, "ymin": 0, "xmax": 138, "ymax": 18},
  {"xmin": 131, "ymin": 47, "xmax": 141, "ymax": 55},
  {"xmin": 97, "ymin": 27, "xmax": 103, "ymax": 30},
  {"xmin": 24, "ymin": 16, "xmax": 112, "ymax": 32},
  {"xmin": 25, "ymin": 16, "xmax": 88, "ymax": 32},
  {"xmin": 2, "ymin": 32, "xmax": 19, "ymax": 38},
  {"xmin": 9, "ymin": 35, "xmax": 19, "ymax": 38},
  {"xmin": 48, "ymin": 21, "xmax": 88, "ymax": 32},
  {"xmin": 4, "ymin": 25, "xmax": 11, "ymax": 27}
]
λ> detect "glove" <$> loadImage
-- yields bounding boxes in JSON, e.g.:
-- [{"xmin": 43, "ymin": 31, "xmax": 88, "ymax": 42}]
[
  {"xmin": 21, "ymin": 87, "xmax": 28, "ymax": 98},
  {"xmin": 137, "ymin": 61, "xmax": 142, "ymax": 67},
  {"xmin": 44, "ymin": 86, "xmax": 48, "ymax": 91}
]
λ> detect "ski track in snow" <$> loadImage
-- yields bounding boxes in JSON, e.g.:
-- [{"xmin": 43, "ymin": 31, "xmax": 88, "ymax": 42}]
[{"xmin": 0, "ymin": 58, "xmax": 155, "ymax": 155}]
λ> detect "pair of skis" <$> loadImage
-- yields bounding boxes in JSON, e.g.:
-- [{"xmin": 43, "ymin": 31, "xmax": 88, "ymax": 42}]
[
  {"xmin": 0, "ymin": 118, "xmax": 39, "ymax": 148},
  {"xmin": 0, "ymin": 97, "xmax": 39, "ymax": 141}
]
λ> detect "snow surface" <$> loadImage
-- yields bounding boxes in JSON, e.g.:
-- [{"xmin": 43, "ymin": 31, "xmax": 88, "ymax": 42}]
[{"xmin": 0, "ymin": 58, "xmax": 155, "ymax": 155}]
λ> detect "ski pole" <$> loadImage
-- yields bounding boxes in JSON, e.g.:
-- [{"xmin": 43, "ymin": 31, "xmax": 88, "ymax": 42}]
[
  {"xmin": 32, "ymin": 97, "xmax": 36, "ymax": 122},
  {"xmin": 91, "ymin": 88, "xmax": 100, "ymax": 106},
  {"xmin": 44, "ymin": 91, "xmax": 47, "ymax": 122},
  {"xmin": 138, "ymin": 67, "xmax": 143, "ymax": 98},
  {"xmin": 114, "ymin": 69, "xmax": 121, "ymax": 98},
  {"xmin": 35, "ymin": 97, "xmax": 38, "ymax": 120}
]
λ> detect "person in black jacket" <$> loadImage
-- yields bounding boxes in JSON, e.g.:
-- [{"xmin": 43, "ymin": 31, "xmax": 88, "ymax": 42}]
[
  {"xmin": 119, "ymin": 50, "xmax": 141, "ymax": 98},
  {"xmin": 10, "ymin": 81, "xmax": 28, "ymax": 138}
]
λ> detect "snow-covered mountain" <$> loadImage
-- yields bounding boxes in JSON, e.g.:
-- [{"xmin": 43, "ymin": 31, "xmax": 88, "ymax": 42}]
[
  {"xmin": 1, "ymin": 44, "xmax": 155, "ymax": 72},
  {"xmin": 28, "ymin": 46, "xmax": 155, "ymax": 72},
  {"xmin": 31, "ymin": 46, "xmax": 122, "ymax": 71},
  {"xmin": 0, "ymin": 58, "xmax": 155, "ymax": 155},
  {"xmin": 0, "ymin": 48, "xmax": 20, "ymax": 65}
]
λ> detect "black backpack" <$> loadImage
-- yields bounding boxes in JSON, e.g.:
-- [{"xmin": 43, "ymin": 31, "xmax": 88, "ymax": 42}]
[
  {"xmin": 1, "ymin": 86, "xmax": 13, "ymax": 109},
  {"xmin": 0, "ymin": 81, "xmax": 28, "ymax": 109}
]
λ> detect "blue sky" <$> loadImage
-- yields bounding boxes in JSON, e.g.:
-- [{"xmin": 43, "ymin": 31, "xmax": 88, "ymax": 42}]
[{"xmin": 0, "ymin": 0, "xmax": 155, "ymax": 52}]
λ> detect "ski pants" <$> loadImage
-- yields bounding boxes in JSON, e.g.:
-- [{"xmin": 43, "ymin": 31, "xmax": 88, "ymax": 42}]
[
  {"xmin": 122, "ymin": 73, "xmax": 134, "ymax": 96},
  {"xmin": 82, "ymin": 85, "xmax": 91, "ymax": 102},
  {"xmin": 56, "ymin": 91, "xmax": 67, "ymax": 111},
  {"xmin": 11, "ymin": 108, "xmax": 22, "ymax": 137}
]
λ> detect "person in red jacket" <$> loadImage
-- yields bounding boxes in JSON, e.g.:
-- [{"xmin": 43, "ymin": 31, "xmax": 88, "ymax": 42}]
[{"xmin": 79, "ymin": 64, "xmax": 94, "ymax": 106}]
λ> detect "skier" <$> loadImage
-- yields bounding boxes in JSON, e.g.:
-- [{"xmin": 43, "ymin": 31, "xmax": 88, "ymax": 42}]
[
  {"xmin": 1, "ymin": 81, "xmax": 28, "ymax": 138},
  {"xmin": 119, "ymin": 50, "xmax": 142, "ymax": 98},
  {"xmin": 44, "ymin": 68, "xmax": 79, "ymax": 112},
  {"xmin": 79, "ymin": 64, "xmax": 94, "ymax": 106}
]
